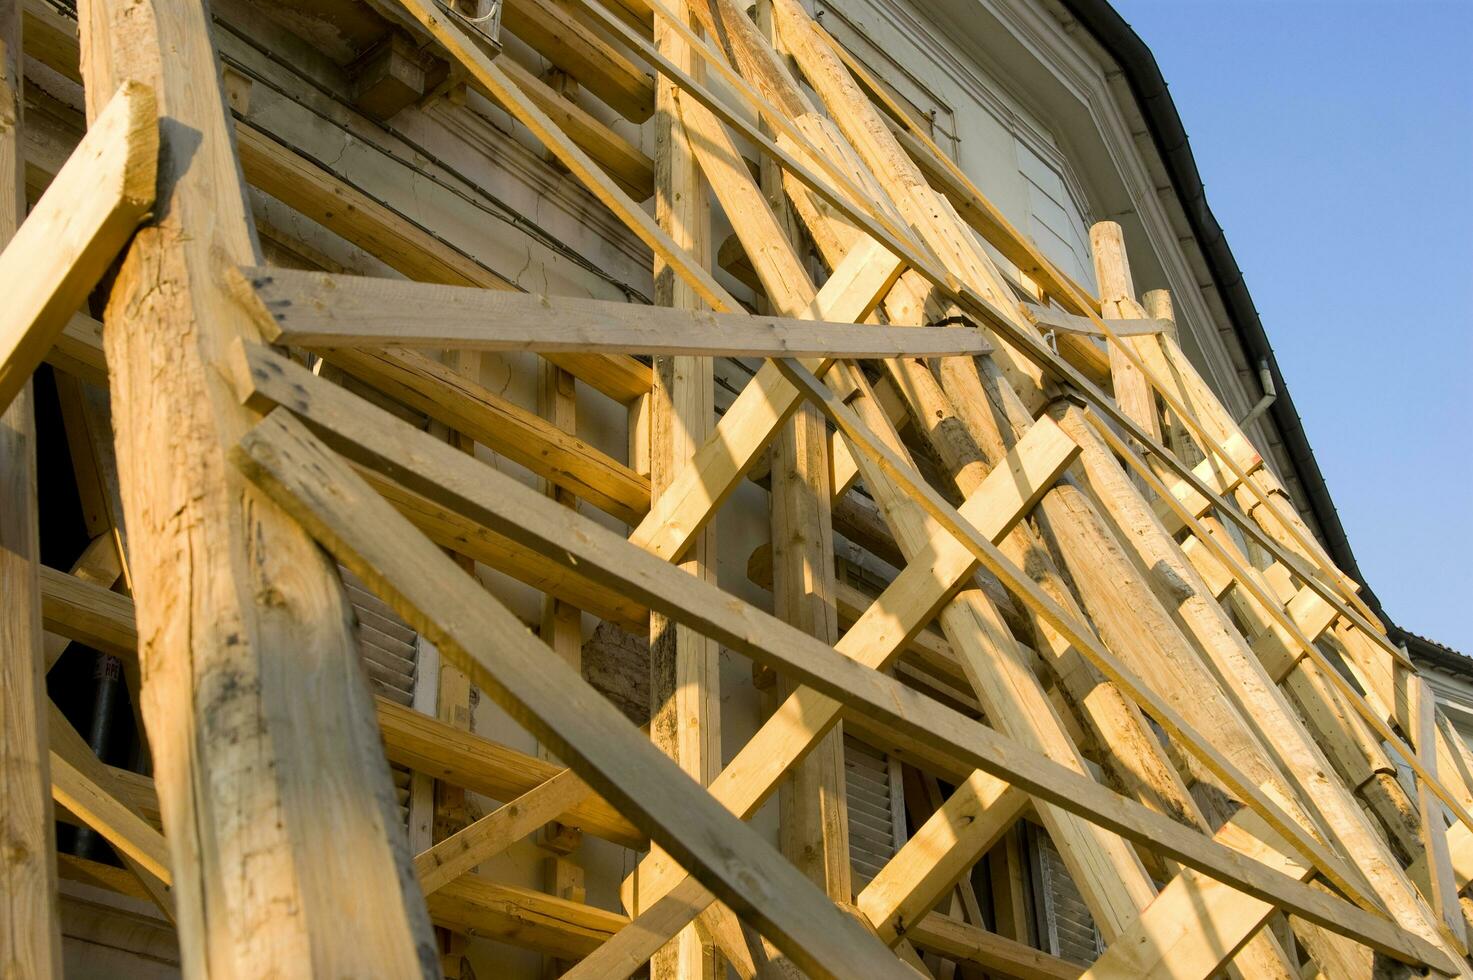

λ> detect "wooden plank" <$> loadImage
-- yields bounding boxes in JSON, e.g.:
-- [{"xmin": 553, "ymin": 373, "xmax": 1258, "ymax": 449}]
[
  {"xmin": 244, "ymin": 266, "xmax": 991, "ymax": 358},
  {"xmin": 501, "ymin": 0, "xmax": 655, "ymax": 122},
  {"xmin": 628, "ymin": 236, "xmax": 903, "ymax": 564},
  {"xmin": 362, "ymin": 468, "xmax": 647, "ymax": 631},
  {"xmin": 318, "ymin": 345, "xmax": 650, "ymax": 525},
  {"xmin": 645, "ymin": 8, "xmax": 722, "ymax": 975},
  {"xmin": 858, "ymin": 771, "xmax": 1026, "ymax": 943},
  {"xmin": 536, "ymin": 352, "xmax": 586, "ymax": 975},
  {"xmin": 397, "ymin": 0, "xmax": 735, "ymax": 312},
  {"xmin": 49, "ymin": 749, "xmax": 170, "ymax": 886},
  {"xmin": 38, "ymin": 564, "xmax": 137, "ymax": 663},
  {"xmin": 0, "ymin": 80, "xmax": 154, "ymax": 413},
  {"xmin": 29, "ymin": 540, "xmax": 645, "ymax": 850},
  {"xmin": 75, "ymin": 0, "xmax": 438, "ymax": 971},
  {"xmin": 233, "ymin": 410, "xmax": 913, "ymax": 980},
  {"xmin": 774, "ymin": 357, "xmax": 1379, "ymax": 917},
  {"xmin": 44, "ymin": 311, "xmax": 108, "ymax": 387},
  {"xmin": 907, "ymin": 912, "xmax": 1081, "ymax": 980},
  {"xmin": 1023, "ymin": 303, "xmax": 1164, "ymax": 339},
  {"xmin": 0, "ymin": 2, "xmax": 60, "ymax": 953},
  {"xmin": 45, "ymin": 705, "xmax": 171, "ymax": 913},
  {"xmin": 416, "ymin": 769, "xmax": 589, "ymax": 895},
  {"xmin": 1083, "ymin": 811, "xmax": 1304, "ymax": 980},
  {"xmin": 227, "ymin": 347, "xmax": 1450, "ymax": 972},
  {"xmin": 1089, "ymin": 221, "xmax": 1160, "ymax": 445},
  {"xmin": 498, "ymin": 54, "xmax": 654, "ymax": 199},
  {"xmin": 427, "ymin": 874, "xmax": 627, "ymax": 961},
  {"xmin": 561, "ymin": 876, "xmax": 714, "ymax": 980}
]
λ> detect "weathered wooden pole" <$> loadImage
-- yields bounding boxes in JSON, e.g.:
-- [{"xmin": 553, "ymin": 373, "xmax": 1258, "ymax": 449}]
[
  {"xmin": 647, "ymin": 2, "xmax": 722, "ymax": 976},
  {"xmin": 0, "ymin": 0, "xmax": 63, "ymax": 967},
  {"xmin": 76, "ymin": 0, "xmax": 437, "ymax": 974}
]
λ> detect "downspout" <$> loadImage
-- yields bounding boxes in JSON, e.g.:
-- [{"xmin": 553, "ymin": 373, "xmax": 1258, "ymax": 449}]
[{"xmin": 1237, "ymin": 358, "xmax": 1276, "ymax": 428}]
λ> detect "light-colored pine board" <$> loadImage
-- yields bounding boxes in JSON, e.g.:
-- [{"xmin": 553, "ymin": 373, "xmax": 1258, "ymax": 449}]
[
  {"xmin": 233, "ymin": 408, "xmax": 915, "ymax": 980},
  {"xmin": 244, "ymin": 266, "xmax": 991, "ymax": 359},
  {"xmin": 229, "ymin": 345, "xmax": 1448, "ymax": 973},
  {"xmin": 0, "ymin": 80, "xmax": 154, "ymax": 413}
]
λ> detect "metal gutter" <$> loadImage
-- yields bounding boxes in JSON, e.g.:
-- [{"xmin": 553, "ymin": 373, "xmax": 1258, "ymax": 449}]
[{"xmin": 1057, "ymin": 0, "xmax": 1390, "ymax": 622}]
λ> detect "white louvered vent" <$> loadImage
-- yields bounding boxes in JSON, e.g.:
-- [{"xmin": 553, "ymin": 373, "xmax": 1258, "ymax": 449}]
[
  {"xmin": 844, "ymin": 734, "xmax": 905, "ymax": 886},
  {"xmin": 341, "ymin": 566, "xmax": 419, "ymax": 828},
  {"xmin": 1029, "ymin": 824, "xmax": 1104, "ymax": 965}
]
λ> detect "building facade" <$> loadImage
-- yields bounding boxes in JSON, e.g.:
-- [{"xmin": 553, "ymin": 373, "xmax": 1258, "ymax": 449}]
[{"xmin": 22, "ymin": 0, "xmax": 1464, "ymax": 975}]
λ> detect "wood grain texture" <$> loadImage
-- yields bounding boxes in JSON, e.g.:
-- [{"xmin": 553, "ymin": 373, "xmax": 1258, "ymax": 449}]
[
  {"xmin": 245, "ymin": 266, "xmax": 991, "ymax": 358},
  {"xmin": 232, "ymin": 408, "xmax": 914, "ymax": 980},
  {"xmin": 76, "ymin": 0, "xmax": 438, "ymax": 973},
  {"xmin": 228, "ymin": 345, "xmax": 1451, "ymax": 972},
  {"xmin": 0, "ymin": 79, "xmax": 154, "ymax": 413},
  {"xmin": 0, "ymin": 0, "xmax": 61, "ymax": 964}
]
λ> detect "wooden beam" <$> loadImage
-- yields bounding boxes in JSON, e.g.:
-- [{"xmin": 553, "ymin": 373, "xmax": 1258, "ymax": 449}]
[
  {"xmin": 49, "ymin": 746, "xmax": 170, "ymax": 886},
  {"xmin": 645, "ymin": 5, "xmax": 723, "ymax": 975},
  {"xmin": 906, "ymin": 912, "xmax": 1081, "ymax": 980},
  {"xmin": 0, "ymin": 80, "xmax": 154, "ymax": 413},
  {"xmin": 317, "ymin": 345, "xmax": 651, "ymax": 525},
  {"xmin": 397, "ymin": 0, "xmax": 734, "ymax": 311},
  {"xmin": 498, "ymin": 54, "xmax": 653, "ymax": 200},
  {"xmin": 45, "ymin": 704, "xmax": 171, "ymax": 913},
  {"xmin": 0, "ymin": 0, "xmax": 61, "ymax": 954},
  {"xmin": 1023, "ymin": 303, "xmax": 1164, "ymax": 339},
  {"xmin": 628, "ymin": 236, "xmax": 903, "ymax": 564},
  {"xmin": 1089, "ymin": 221, "xmax": 1160, "ymax": 445},
  {"xmin": 501, "ymin": 0, "xmax": 655, "ymax": 122},
  {"xmin": 243, "ymin": 266, "xmax": 992, "ymax": 358},
  {"xmin": 25, "ymin": 557, "xmax": 646, "ymax": 850},
  {"xmin": 39, "ymin": 564, "xmax": 137, "ymax": 664},
  {"xmin": 233, "ymin": 410, "xmax": 914, "ymax": 980},
  {"xmin": 416, "ymin": 769, "xmax": 589, "ymax": 895},
  {"xmin": 227, "ymin": 346, "xmax": 1451, "ymax": 972},
  {"xmin": 75, "ymin": 0, "xmax": 437, "ymax": 971},
  {"xmin": 426, "ymin": 874, "xmax": 627, "ymax": 961}
]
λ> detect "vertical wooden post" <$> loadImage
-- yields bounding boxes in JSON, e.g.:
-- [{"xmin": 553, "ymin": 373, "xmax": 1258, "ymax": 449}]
[
  {"xmin": 76, "ymin": 1, "xmax": 437, "ymax": 975},
  {"xmin": 648, "ymin": 2, "xmax": 720, "ymax": 977},
  {"xmin": 1140, "ymin": 289, "xmax": 1201, "ymax": 468},
  {"xmin": 540, "ymin": 360, "xmax": 587, "ymax": 978},
  {"xmin": 0, "ymin": 1, "xmax": 62, "ymax": 964},
  {"xmin": 1413, "ymin": 672, "xmax": 1467, "ymax": 950},
  {"xmin": 771, "ymin": 403, "xmax": 852, "ymax": 903},
  {"xmin": 433, "ymin": 348, "xmax": 481, "ymax": 978},
  {"xmin": 1090, "ymin": 221, "xmax": 1162, "ymax": 445}
]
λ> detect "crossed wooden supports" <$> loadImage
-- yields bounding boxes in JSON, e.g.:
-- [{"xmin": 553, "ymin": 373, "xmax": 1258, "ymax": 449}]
[{"xmin": 3, "ymin": 0, "xmax": 1472, "ymax": 975}]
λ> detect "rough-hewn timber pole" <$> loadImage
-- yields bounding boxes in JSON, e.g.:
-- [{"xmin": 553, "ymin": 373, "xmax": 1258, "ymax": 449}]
[
  {"xmin": 75, "ymin": 0, "xmax": 437, "ymax": 974},
  {"xmin": 0, "ymin": 0, "xmax": 63, "ymax": 967}
]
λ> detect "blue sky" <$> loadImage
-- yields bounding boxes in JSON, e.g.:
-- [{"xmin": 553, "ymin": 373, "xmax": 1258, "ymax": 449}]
[{"xmin": 1110, "ymin": 0, "xmax": 1473, "ymax": 652}]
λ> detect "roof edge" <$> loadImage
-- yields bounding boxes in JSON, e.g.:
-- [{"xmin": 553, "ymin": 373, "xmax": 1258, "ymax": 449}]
[{"xmin": 1056, "ymin": 0, "xmax": 1387, "ymax": 619}]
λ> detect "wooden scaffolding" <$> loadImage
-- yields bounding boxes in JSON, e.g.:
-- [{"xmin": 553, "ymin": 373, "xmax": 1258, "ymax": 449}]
[{"xmin": 2, "ymin": 0, "xmax": 1470, "ymax": 976}]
